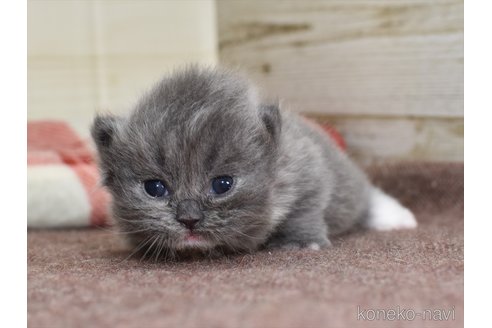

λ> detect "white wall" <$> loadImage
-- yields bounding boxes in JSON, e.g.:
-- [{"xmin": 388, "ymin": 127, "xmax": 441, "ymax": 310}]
[{"xmin": 28, "ymin": 0, "xmax": 218, "ymax": 136}]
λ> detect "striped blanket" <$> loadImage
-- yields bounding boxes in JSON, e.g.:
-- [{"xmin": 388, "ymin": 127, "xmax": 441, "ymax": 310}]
[{"xmin": 27, "ymin": 121, "xmax": 110, "ymax": 228}]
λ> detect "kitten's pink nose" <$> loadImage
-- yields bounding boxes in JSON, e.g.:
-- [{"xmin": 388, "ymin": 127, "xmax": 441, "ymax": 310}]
[
  {"xmin": 176, "ymin": 199, "xmax": 203, "ymax": 230},
  {"xmin": 176, "ymin": 217, "xmax": 200, "ymax": 230}
]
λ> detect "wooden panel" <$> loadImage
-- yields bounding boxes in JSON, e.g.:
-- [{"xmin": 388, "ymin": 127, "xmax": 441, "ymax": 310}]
[
  {"xmin": 307, "ymin": 114, "xmax": 463, "ymax": 164},
  {"xmin": 218, "ymin": 0, "xmax": 463, "ymax": 118}
]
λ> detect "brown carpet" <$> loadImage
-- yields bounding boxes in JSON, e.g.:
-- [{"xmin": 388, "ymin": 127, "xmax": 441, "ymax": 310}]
[{"xmin": 28, "ymin": 162, "xmax": 463, "ymax": 328}]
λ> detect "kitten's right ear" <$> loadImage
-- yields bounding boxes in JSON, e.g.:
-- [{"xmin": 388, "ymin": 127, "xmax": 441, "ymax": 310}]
[
  {"xmin": 260, "ymin": 103, "xmax": 282, "ymax": 143},
  {"xmin": 91, "ymin": 115, "xmax": 122, "ymax": 149}
]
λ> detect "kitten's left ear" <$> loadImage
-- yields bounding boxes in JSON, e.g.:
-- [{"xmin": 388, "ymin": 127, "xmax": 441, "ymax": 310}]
[{"xmin": 259, "ymin": 103, "xmax": 282, "ymax": 142}]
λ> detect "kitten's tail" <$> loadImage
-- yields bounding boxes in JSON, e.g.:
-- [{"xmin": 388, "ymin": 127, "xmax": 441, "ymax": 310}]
[{"xmin": 364, "ymin": 188, "xmax": 417, "ymax": 231}]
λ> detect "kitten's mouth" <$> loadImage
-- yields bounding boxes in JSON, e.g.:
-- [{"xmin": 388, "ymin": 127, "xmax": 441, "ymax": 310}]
[
  {"xmin": 178, "ymin": 231, "xmax": 212, "ymax": 249},
  {"xmin": 185, "ymin": 232, "xmax": 202, "ymax": 242}
]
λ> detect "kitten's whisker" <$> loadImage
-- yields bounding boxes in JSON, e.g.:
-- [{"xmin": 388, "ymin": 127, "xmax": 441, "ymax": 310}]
[
  {"xmin": 119, "ymin": 236, "xmax": 153, "ymax": 264},
  {"xmin": 154, "ymin": 237, "xmax": 165, "ymax": 262},
  {"xmin": 140, "ymin": 235, "xmax": 160, "ymax": 262},
  {"xmin": 95, "ymin": 224, "xmax": 152, "ymax": 236},
  {"xmin": 213, "ymin": 232, "xmax": 238, "ymax": 255},
  {"xmin": 165, "ymin": 239, "xmax": 175, "ymax": 261},
  {"xmin": 112, "ymin": 228, "xmax": 154, "ymax": 235},
  {"xmin": 229, "ymin": 227, "xmax": 264, "ymax": 240},
  {"xmin": 117, "ymin": 217, "xmax": 156, "ymax": 224},
  {"xmin": 153, "ymin": 236, "xmax": 165, "ymax": 262},
  {"xmin": 150, "ymin": 237, "xmax": 159, "ymax": 263}
]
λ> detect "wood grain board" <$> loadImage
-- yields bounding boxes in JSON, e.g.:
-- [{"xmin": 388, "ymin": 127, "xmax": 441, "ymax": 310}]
[
  {"xmin": 218, "ymin": 0, "xmax": 463, "ymax": 162},
  {"xmin": 306, "ymin": 113, "xmax": 463, "ymax": 163}
]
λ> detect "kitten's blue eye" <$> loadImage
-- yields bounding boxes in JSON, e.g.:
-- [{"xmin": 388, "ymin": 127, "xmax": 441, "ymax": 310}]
[
  {"xmin": 211, "ymin": 176, "xmax": 234, "ymax": 195},
  {"xmin": 144, "ymin": 180, "xmax": 168, "ymax": 198}
]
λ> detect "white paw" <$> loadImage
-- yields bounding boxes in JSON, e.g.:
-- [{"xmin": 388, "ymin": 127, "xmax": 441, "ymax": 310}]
[
  {"xmin": 271, "ymin": 239, "xmax": 331, "ymax": 251},
  {"xmin": 365, "ymin": 188, "xmax": 417, "ymax": 231},
  {"xmin": 307, "ymin": 242, "xmax": 321, "ymax": 251}
]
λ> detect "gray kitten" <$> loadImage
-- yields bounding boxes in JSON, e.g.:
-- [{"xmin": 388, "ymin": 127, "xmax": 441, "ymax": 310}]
[{"xmin": 91, "ymin": 66, "xmax": 416, "ymax": 259}]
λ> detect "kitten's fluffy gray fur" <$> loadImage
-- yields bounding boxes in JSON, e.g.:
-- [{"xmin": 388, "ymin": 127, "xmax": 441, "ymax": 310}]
[{"xmin": 91, "ymin": 66, "xmax": 416, "ymax": 259}]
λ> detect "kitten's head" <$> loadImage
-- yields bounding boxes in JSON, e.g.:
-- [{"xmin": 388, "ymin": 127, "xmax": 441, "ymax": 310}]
[{"xmin": 91, "ymin": 66, "xmax": 282, "ymax": 258}]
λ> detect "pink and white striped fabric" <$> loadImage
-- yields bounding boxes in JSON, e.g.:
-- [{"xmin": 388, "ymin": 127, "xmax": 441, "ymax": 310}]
[{"xmin": 27, "ymin": 121, "xmax": 110, "ymax": 228}]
